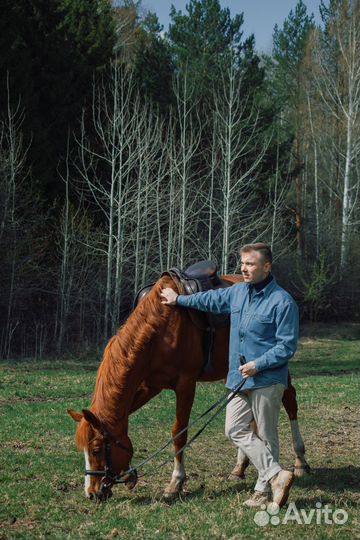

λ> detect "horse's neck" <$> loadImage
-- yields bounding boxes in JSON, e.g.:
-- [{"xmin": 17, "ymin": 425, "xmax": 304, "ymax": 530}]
[
  {"xmin": 91, "ymin": 306, "xmax": 166, "ymax": 431},
  {"xmin": 91, "ymin": 285, "xmax": 172, "ymax": 432}
]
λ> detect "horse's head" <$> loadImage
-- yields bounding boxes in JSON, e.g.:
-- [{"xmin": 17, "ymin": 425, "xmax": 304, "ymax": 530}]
[{"xmin": 68, "ymin": 409, "xmax": 137, "ymax": 501}]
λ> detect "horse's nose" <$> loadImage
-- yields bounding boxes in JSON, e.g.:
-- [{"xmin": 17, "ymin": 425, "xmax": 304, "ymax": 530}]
[{"xmin": 95, "ymin": 488, "xmax": 113, "ymax": 502}]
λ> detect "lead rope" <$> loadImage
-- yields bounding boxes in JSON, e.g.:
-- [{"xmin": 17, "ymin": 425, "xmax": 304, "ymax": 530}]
[{"xmin": 113, "ymin": 377, "xmax": 247, "ymax": 484}]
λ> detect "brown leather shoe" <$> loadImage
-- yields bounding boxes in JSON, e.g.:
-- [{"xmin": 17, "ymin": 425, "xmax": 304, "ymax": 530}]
[
  {"xmin": 270, "ymin": 470, "xmax": 295, "ymax": 507},
  {"xmin": 243, "ymin": 491, "xmax": 271, "ymax": 508}
]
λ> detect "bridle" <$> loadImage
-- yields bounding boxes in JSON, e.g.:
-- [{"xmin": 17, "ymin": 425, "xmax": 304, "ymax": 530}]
[{"xmin": 85, "ymin": 427, "xmax": 137, "ymax": 496}]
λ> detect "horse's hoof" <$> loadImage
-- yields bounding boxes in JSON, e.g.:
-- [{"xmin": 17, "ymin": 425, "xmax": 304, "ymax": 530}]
[
  {"xmin": 228, "ymin": 463, "xmax": 248, "ymax": 481},
  {"xmin": 293, "ymin": 464, "xmax": 311, "ymax": 478},
  {"xmin": 163, "ymin": 489, "xmax": 182, "ymax": 501},
  {"xmin": 228, "ymin": 472, "xmax": 246, "ymax": 481}
]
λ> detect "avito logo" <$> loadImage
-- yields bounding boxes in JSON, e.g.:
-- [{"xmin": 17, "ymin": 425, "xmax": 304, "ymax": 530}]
[{"xmin": 254, "ymin": 501, "xmax": 349, "ymax": 527}]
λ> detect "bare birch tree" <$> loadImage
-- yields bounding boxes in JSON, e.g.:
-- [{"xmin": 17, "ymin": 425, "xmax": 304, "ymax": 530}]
[
  {"xmin": 74, "ymin": 62, "xmax": 171, "ymax": 338},
  {"xmin": 56, "ymin": 135, "xmax": 99, "ymax": 353},
  {"xmin": 75, "ymin": 64, "xmax": 140, "ymax": 338},
  {"xmin": 213, "ymin": 59, "xmax": 273, "ymax": 273},
  {"xmin": 172, "ymin": 71, "xmax": 202, "ymax": 267},
  {"xmin": 0, "ymin": 78, "xmax": 29, "ymax": 357},
  {"xmin": 312, "ymin": 1, "xmax": 360, "ymax": 271}
]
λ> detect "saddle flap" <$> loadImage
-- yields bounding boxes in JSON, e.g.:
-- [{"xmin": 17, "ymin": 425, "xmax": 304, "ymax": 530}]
[
  {"xmin": 133, "ymin": 283, "xmax": 155, "ymax": 309},
  {"xmin": 182, "ymin": 279, "xmax": 200, "ymax": 295}
]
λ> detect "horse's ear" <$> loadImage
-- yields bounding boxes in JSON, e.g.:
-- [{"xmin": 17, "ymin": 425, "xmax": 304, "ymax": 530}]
[
  {"xmin": 68, "ymin": 409, "xmax": 83, "ymax": 422},
  {"xmin": 82, "ymin": 409, "xmax": 103, "ymax": 432}
]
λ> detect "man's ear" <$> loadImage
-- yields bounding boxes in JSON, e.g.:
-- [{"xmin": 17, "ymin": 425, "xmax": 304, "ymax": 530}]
[
  {"xmin": 82, "ymin": 409, "xmax": 103, "ymax": 432},
  {"xmin": 67, "ymin": 409, "xmax": 83, "ymax": 422}
]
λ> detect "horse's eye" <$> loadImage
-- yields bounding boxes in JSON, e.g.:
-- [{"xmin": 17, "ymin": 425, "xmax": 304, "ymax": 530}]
[{"xmin": 92, "ymin": 448, "xmax": 102, "ymax": 456}]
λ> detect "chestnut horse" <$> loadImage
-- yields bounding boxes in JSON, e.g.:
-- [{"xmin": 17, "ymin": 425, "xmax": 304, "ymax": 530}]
[{"xmin": 68, "ymin": 274, "xmax": 309, "ymax": 501}]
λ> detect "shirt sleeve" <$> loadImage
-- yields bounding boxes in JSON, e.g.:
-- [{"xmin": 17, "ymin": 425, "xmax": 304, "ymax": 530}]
[
  {"xmin": 176, "ymin": 286, "xmax": 233, "ymax": 314},
  {"xmin": 254, "ymin": 301, "xmax": 299, "ymax": 372}
]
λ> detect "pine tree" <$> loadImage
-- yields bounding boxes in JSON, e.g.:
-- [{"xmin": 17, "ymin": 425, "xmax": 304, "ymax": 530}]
[
  {"xmin": 168, "ymin": 0, "xmax": 244, "ymax": 101},
  {"xmin": 0, "ymin": 0, "xmax": 116, "ymax": 197},
  {"xmin": 132, "ymin": 12, "xmax": 174, "ymax": 112}
]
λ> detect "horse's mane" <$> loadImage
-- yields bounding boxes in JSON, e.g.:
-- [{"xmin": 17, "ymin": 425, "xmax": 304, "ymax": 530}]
[
  {"xmin": 114, "ymin": 276, "xmax": 173, "ymax": 364},
  {"xmin": 78, "ymin": 275, "xmax": 176, "ymax": 435}
]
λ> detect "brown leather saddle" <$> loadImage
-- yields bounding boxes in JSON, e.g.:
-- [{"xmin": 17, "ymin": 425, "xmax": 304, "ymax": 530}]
[{"xmin": 134, "ymin": 260, "xmax": 231, "ymax": 374}]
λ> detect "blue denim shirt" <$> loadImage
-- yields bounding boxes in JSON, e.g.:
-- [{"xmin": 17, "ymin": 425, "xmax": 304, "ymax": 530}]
[{"xmin": 177, "ymin": 278, "xmax": 299, "ymax": 391}]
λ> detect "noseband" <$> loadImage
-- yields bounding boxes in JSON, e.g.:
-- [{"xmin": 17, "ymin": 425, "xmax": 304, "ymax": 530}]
[{"xmin": 85, "ymin": 428, "xmax": 137, "ymax": 492}]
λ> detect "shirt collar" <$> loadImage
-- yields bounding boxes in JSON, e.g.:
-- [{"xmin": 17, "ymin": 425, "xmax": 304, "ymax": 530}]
[{"xmin": 247, "ymin": 275, "xmax": 277, "ymax": 297}]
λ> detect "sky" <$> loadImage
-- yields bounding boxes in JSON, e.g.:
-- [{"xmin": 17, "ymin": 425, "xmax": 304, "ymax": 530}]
[{"xmin": 144, "ymin": 0, "xmax": 323, "ymax": 54}]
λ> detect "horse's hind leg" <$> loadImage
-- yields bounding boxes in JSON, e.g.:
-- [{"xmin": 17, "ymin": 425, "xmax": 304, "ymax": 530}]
[
  {"xmin": 163, "ymin": 380, "xmax": 196, "ymax": 500},
  {"xmin": 283, "ymin": 374, "xmax": 311, "ymax": 477},
  {"xmin": 228, "ymin": 447, "xmax": 250, "ymax": 480},
  {"xmin": 228, "ymin": 419, "xmax": 259, "ymax": 480}
]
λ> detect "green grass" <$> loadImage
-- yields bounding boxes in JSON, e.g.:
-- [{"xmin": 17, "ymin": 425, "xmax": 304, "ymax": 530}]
[{"xmin": 0, "ymin": 324, "xmax": 359, "ymax": 540}]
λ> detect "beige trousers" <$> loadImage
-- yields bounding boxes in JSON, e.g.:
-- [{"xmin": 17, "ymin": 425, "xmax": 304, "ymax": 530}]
[{"xmin": 225, "ymin": 383, "xmax": 285, "ymax": 493}]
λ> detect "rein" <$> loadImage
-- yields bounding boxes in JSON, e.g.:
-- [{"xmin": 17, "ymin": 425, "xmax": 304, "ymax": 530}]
[
  {"xmin": 136, "ymin": 376, "xmax": 248, "ymax": 474},
  {"xmin": 86, "ymin": 376, "xmax": 247, "ymax": 490}
]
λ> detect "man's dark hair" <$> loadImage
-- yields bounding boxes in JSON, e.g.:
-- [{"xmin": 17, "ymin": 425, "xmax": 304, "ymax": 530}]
[{"xmin": 240, "ymin": 243, "xmax": 272, "ymax": 264}]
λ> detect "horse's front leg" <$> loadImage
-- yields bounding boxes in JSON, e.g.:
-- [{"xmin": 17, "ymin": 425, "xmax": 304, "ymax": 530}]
[
  {"xmin": 283, "ymin": 374, "xmax": 311, "ymax": 477},
  {"xmin": 163, "ymin": 380, "xmax": 196, "ymax": 500},
  {"xmin": 130, "ymin": 383, "xmax": 161, "ymax": 414}
]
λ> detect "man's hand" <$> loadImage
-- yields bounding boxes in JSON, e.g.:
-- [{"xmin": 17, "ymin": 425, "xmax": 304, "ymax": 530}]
[
  {"xmin": 160, "ymin": 287, "xmax": 178, "ymax": 306},
  {"xmin": 239, "ymin": 361, "xmax": 257, "ymax": 379}
]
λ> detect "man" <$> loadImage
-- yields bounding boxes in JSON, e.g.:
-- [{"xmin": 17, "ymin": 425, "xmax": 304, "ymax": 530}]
[{"xmin": 160, "ymin": 243, "xmax": 298, "ymax": 508}]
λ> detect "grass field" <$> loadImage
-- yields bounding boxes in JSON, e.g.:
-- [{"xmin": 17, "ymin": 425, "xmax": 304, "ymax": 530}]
[{"xmin": 0, "ymin": 323, "xmax": 359, "ymax": 540}]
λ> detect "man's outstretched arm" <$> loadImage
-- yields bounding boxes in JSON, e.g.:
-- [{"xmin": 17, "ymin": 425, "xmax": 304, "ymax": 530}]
[{"xmin": 160, "ymin": 286, "xmax": 234, "ymax": 314}]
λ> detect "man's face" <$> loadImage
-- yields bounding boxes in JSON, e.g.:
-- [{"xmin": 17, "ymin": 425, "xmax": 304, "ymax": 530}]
[{"xmin": 240, "ymin": 250, "xmax": 271, "ymax": 284}]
